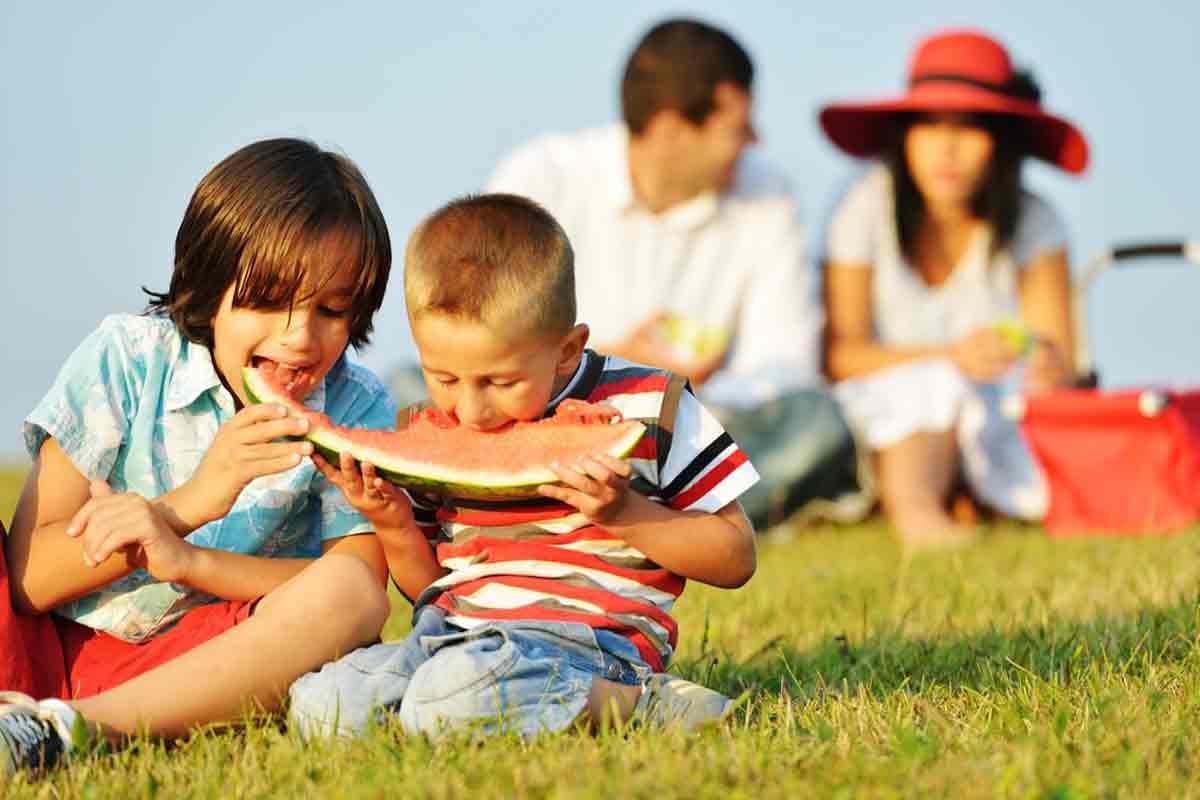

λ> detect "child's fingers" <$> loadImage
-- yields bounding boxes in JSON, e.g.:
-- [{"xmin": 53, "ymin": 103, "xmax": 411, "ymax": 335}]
[
  {"xmin": 86, "ymin": 525, "xmax": 129, "ymax": 567},
  {"xmin": 81, "ymin": 525, "xmax": 109, "ymax": 567},
  {"xmin": 244, "ymin": 441, "xmax": 313, "ymax": 463},
  {"xmin": 548, "ymin": 461, "xmax": 602, "ymax": 494},
  {"xmin": 230, "ymin": 403, "xmax": 291, "ymax": 429},
  {"xmin": 65, "ymin": 489, "xmax": 127, "ymax": 537},
  {"xmin": 579, "ymin": 460, "xmax": 619, "ymax": 489},
  {"xmin": 339, "ymin": 452, "xmax": 364, "ymax": 491},
  {"xmin": 565, "ymin": 456, "xmax": 630, "ymax": 492},
  {"xmin": 574, "ymin": 455, "xmax": 630, "ymax": 487},
  {"xmin": 243, "ymin": 452, "xmax": 308, "ymax": 479},
  {"xmin": 238, "ymin": 415, "xmax": 310, "ymax": 445},
  {"xmin": 537, "ymin": 483, "xmax": 589, "ymax": 510},
  {"xmin": 82, "ymin": 512, "xmax": 139, "ymax": 566},
  {"xmin": 78, "ymin": 517, "xmax": 110, "ymax": 564},
  {"xmin": 590, "ymin": 453, "xmax": 633, "ymax": 478},
  {"xmin": 372, "ymin": 477, "xmax": 411, "ymax": 506},
  {"xmin": 66, "ymin": 497, "xmax": 101, "ymax": 537},
  {"xmin": 311, "ymin": 453, "xmax": 342, "ymax": 483},
  {"xmin": 362, "ymin": 464, "xmax": 403, "ymax": 502},
  {"xmin": 361, "ymin": 461, "xmax": 382, "ymax": 489}
]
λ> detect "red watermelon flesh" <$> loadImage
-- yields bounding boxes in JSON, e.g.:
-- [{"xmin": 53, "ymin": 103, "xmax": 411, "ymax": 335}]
[{"xmin": 242, "ymin": 364, "xmax": 647, "ymax": 500}]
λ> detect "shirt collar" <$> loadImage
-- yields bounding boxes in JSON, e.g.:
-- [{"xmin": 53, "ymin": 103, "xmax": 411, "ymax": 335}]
[
  {"xmin": 658, "ymin": 192, "xmax": 720, "ymax": 230},
  {"xmin": 604, "ymin": 124, "xmax": 723, "ymax": 231},
  {"xmin": 165, "ymin": 340, "xmax": 332, "ymax": 415},
  {"xmin": 164, "ymin": 340, "xmax": 224, "ymax": 412}
]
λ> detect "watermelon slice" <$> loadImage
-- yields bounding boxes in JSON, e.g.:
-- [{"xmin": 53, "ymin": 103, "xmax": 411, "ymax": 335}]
[{"xmin": 242, "ymin": 364, "xmax": 646, "ymax": 500}]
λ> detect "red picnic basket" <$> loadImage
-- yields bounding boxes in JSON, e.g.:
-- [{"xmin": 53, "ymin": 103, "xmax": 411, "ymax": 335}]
[{"xmin": 1011, "ymin": 241, "xmax": 1200, "ymax": 535}]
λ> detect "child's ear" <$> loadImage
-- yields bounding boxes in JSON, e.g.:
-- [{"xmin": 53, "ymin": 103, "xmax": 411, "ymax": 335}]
[{"xmin": 556, "ymin": 324, "xmax": 590, "ymax": 375}]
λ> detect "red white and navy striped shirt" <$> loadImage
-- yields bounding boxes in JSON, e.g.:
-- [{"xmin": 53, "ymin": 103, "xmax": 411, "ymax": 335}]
[{"xmin": 409, "ymin": 351, "xmax": 759, "ymax": 670}]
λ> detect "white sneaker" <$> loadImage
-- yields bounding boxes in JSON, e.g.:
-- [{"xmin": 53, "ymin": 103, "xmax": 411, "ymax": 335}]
[
  {"xmin": 634, "ymin": 675, "xmax": 736, "ymax": 732},
  {"xmin": 0, "ymin": 692, "xmax": 84, "ymax": 776}
]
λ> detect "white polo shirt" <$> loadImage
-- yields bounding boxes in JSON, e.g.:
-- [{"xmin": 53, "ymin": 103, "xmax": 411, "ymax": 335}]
[{"xmin": 486, "ymin": 124, "xmax": 823, "ymax": 408}]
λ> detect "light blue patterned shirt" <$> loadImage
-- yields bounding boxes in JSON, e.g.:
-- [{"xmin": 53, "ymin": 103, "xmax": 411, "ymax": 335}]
[{"xmin": 24, "ymin": 314, "xmax": 396, "ymax": 642}]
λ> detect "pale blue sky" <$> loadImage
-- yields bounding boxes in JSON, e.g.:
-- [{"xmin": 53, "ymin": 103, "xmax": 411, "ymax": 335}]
[{"xmin": 2, "ymin": 1, "xmax": 1198, "ymax": 461}]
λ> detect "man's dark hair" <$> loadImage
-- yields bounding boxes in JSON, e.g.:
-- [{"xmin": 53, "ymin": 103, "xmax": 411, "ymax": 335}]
[
  {"xmin": 145, "ymin": 137, "xmax": 391, "ymax": 349},
  {"xmin": 621, "ymin": 18, "xmax": 754, "ymax": 135}
]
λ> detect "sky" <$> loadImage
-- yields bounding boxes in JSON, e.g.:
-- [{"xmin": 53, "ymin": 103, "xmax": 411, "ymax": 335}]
[{"xmin": 2, "ymin": 1, "xmax": 1198, "ymax": 461}]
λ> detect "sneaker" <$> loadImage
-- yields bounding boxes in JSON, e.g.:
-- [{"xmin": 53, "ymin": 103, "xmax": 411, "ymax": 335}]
[
  {"xmin": 634, "ymin": 674, "xmax": 737, "ymax": 732},
  {"xmin": 0, "ymin": 692, "xmax": 83, "ymax": 776}
]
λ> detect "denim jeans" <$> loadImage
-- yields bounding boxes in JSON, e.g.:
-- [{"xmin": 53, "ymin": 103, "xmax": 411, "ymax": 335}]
[
  {"xmin": 713, "ymin": 388, "xmax": 861, "ymax": 529},
  {"xmin": 289, "ymin": 606, "xmax": 651, "ymax": 740}
]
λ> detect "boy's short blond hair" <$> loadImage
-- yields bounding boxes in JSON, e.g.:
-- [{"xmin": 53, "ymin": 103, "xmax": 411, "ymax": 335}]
[{"xmin": 405, "ymin": 194, "xmax": 576, "ymax": 338}]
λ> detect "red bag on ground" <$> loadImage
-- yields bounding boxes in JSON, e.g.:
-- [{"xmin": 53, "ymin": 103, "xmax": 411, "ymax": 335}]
[
  {"xmin": 1020, "ymin": 388, "xmax": 1200, "ymax": 535},
  {"xmin": 0, "ymin": 522, "xmax": 69, "ymax": 697}
]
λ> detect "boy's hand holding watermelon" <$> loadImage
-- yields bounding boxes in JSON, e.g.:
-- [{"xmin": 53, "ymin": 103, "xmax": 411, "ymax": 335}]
[
  {"xmin": 539, "ymin": 452, "xmax": 636, "ymax": 525},
  {"xmin": 312, "ymin": 451, "xmax": 416, "ymax": 531},
  {"xmin": 181, "ymin": 403, "xmax": 315, "ymax": 528},
  {"xmin": 312, "ymin": 451, "xmax": 445, "ymax": 600}
]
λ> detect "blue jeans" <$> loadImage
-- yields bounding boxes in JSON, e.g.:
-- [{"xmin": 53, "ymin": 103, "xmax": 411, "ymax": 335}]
[
  {"xmin": 713, "ymin": 389, "xmax": 859, "ymax": 528},
  {"xmin": 289, "ymin": 606, "xmax": 651, "ymax": 740}
]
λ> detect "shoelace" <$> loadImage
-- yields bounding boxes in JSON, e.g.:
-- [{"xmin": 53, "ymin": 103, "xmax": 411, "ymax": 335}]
[{"xmin": 0, "ymin": 710, "xmax": 62, "ymax": 771}]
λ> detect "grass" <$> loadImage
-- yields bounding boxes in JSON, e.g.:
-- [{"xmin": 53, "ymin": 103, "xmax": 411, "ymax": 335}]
[
  {"xmin": 0, "ymin": 465, "xmax": 26, "ymax": 529},
  {"xmin": 3, "ymin": 464, "xmax": 1200, "ymax": 798}
]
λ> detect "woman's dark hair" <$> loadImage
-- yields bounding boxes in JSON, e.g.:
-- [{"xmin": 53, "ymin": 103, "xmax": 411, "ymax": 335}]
[
  {"xmin": 145, "ymin": 137, "xmax": 391, "ymax": 349},
  {"xmin": 885, "ymin": 112, "xmax": 1030, "ymax": 264}
]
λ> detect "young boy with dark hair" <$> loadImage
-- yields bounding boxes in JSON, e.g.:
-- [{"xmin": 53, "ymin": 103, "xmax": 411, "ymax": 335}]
[
  {"xmin": 292, "ymin": 193, "xmax": 758, "ymax": 738},
  {"xmin": 0, "ymin": 138, "xmax": 395, "ymax": 776}
]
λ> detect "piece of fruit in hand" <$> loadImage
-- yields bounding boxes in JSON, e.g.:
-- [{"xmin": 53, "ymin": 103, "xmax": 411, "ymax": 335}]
[
  {"xmin": 656, "ymin": 314, "xmax": 730, "ymax": 364},
  {"xmin": 994, "ymin": 318, "xmax": 1033, "ymax": 356}
]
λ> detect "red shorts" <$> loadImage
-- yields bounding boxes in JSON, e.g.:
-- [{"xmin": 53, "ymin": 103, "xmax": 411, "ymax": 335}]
[{"xmin": 55, "ymin": 600, "xmax": 257, "ymax": 699}]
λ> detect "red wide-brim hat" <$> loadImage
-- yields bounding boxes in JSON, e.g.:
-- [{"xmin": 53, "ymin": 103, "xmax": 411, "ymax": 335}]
[{"xmin": 819, "ymin": 29, "xmax": 1089, "ymax": 174}]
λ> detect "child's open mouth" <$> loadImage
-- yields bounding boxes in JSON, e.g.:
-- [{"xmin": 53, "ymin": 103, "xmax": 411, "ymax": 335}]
[{"xmin": 251, "ymin": 356, "xmax": 316, "ymax": 397}]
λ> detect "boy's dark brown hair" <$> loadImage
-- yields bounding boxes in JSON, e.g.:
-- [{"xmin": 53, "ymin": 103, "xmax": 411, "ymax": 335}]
[
  {"xmin": 145, "ymin": 137, "xmax": 391, "ymax": 349},
  {"xmin": 404, "ymin": 194, "xmax": 575, "ymax": 337},
  {"xmin": 621, "ymin": 18, "xmax": 754, "ymax": 136}
]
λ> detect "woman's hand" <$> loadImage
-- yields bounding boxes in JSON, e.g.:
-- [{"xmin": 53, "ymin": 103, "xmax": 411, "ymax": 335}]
[
  {"xmin": 66, "ymin": 481, "xmax": 197, "ymax": 583},
  {"xmin": 538, "ymin": 453, "xmax": 636, "ymax": 525},
  {"xmin": 313, "ymin": 452, "xmax": 416, "ymax": 533},
  {"xmin": 1024, "ymin": 340, "xmax": 1074, "ymax": 395},
  {"xmin": 948, "ymin": 327, "xmax": 1021, "ymax": 383},
  {"xmin": 181, "ymin": 404, "xmax": 314, "ymax": 525}
]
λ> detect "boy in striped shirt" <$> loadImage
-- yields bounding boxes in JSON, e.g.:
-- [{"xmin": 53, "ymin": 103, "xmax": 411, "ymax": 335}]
[{"xmin": 290, "ymin": 194, "xmax": 758, "ymax": 739}]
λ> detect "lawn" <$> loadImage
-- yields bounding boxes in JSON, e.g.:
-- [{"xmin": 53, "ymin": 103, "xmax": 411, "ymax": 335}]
[{"xmin": 3, "ymin": 464, "xmax": 1200, "ymax": 798}]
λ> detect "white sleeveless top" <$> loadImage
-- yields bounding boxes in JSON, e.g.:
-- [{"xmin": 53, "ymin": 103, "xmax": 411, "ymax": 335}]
[{"xmin": 823, "ymin": 164, "xmax": 1067, "ymax": 347}]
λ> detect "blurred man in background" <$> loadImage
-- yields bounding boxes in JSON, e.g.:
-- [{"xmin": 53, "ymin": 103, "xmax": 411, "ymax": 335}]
[{"xmin": 484, "ymin": 18, "xmax": 861, "ymax": 528}]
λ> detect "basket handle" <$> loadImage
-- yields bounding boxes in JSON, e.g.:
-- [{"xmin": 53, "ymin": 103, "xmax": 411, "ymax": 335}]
[
  {"xmin": 1110, "ymin": 242, "xmax": 1188, "ymax": 260},
  {"xmin": 1074, "ymin": 239, "xmax": 1199, "ymax": 377}
]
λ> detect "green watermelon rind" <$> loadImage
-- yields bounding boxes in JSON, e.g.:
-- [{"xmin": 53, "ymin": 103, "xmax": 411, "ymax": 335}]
[{"xmin": 243, "ymin": 366, "xmax": 647, "ymax": 501}]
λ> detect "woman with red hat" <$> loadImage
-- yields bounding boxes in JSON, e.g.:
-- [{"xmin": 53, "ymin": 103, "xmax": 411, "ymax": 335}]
[{"xmin": 819, "ymin": 28, "xmax": 1088, "ymax": 546}]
